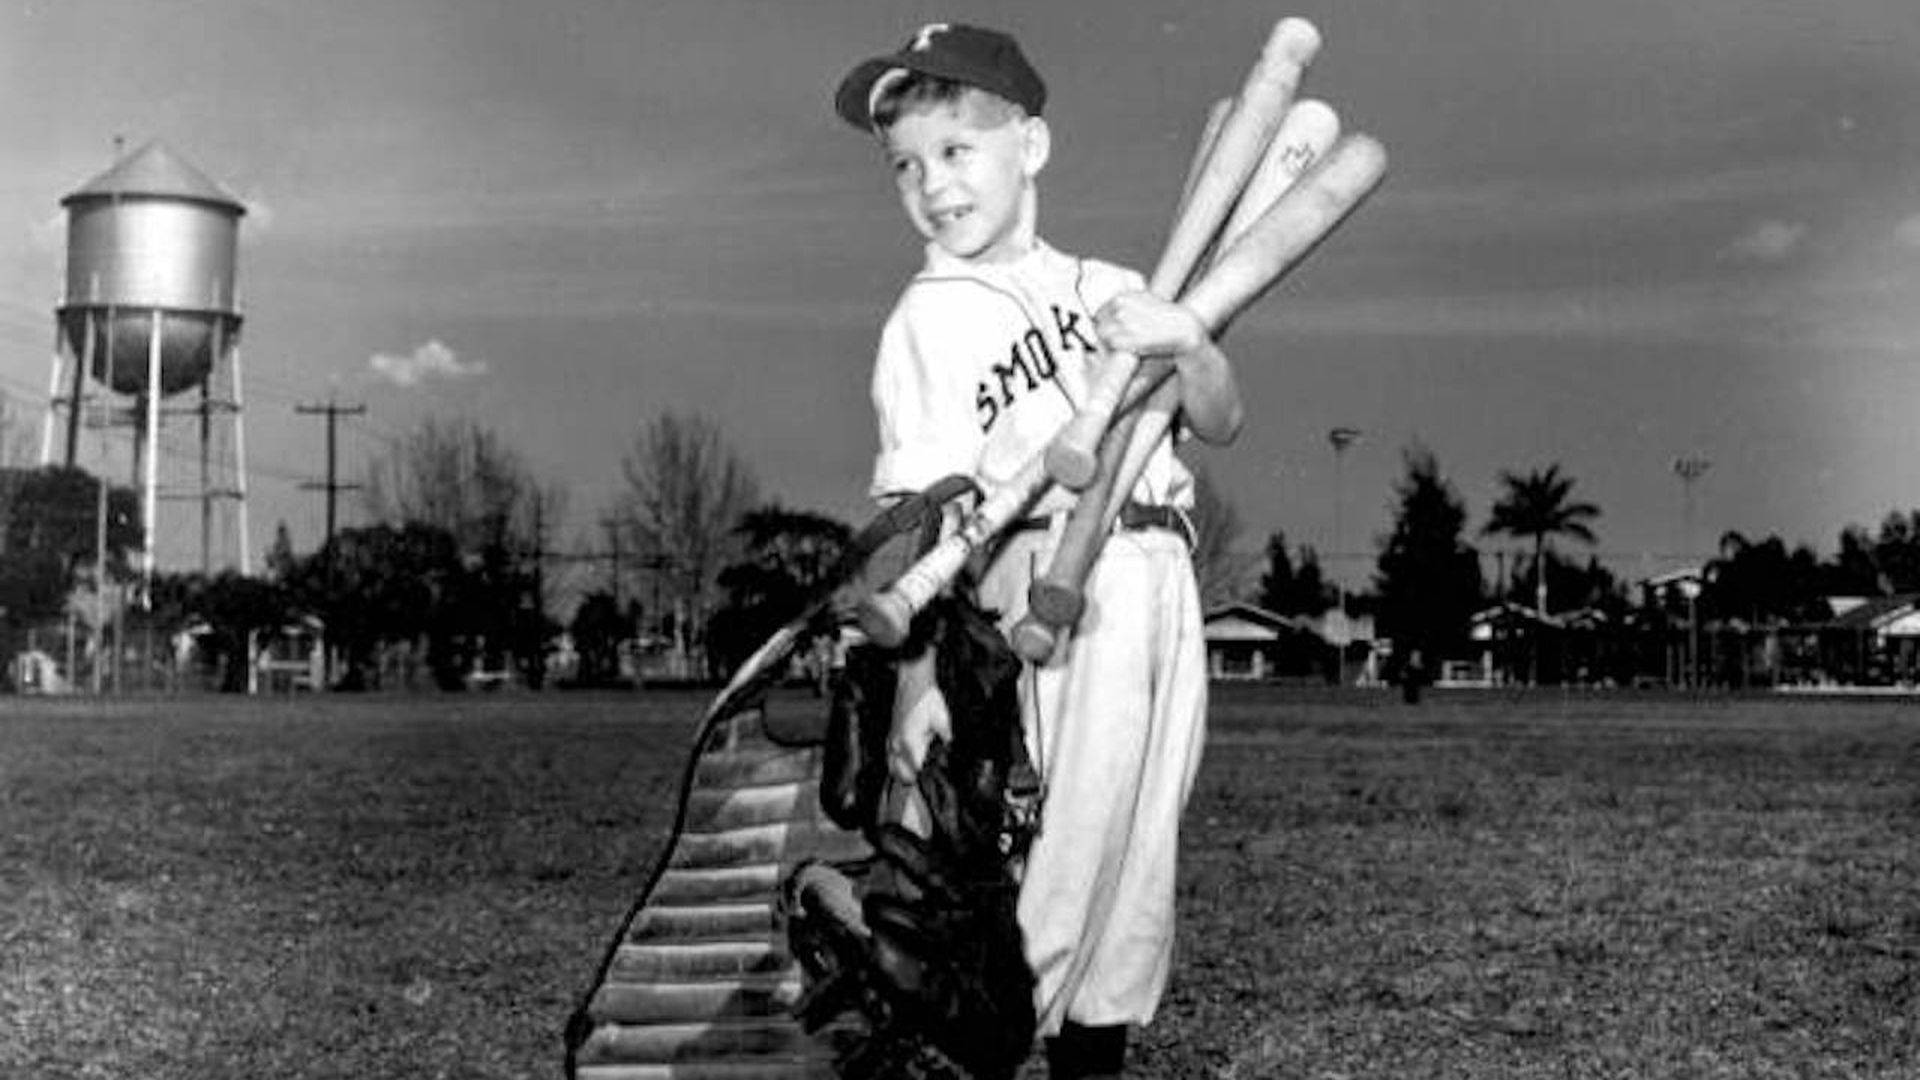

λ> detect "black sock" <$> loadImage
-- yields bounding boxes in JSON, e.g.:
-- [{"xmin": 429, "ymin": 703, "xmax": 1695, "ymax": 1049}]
[{"xmin": 1046, "ymin": 1022, "xmax": 1127, "ymax": 1077}]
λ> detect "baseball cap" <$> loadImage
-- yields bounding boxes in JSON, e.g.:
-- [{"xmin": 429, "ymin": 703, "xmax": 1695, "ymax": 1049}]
[{"xmin": 834, "ymin": 23, "xmax": 1047, "ymax": 130}]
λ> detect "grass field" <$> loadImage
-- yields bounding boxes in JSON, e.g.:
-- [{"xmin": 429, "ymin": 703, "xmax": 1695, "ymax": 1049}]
[{"xmin": 3, "ymin": 687, "xmax": 1916, "ymax": 1079}]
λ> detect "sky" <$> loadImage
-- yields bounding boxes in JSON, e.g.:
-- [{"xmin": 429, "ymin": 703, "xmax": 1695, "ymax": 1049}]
[{"xmin": 3, "ymin": 0, "xmax": 1918, "ymax": 598}]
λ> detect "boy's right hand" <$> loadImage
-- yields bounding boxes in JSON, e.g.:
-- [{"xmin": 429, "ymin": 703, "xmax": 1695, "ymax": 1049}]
[{"xmin": 889, "ymin": 655, "xmax": 952, "ymax": 782}]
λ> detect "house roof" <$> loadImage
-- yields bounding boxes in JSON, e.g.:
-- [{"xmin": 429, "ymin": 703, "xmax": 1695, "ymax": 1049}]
[
  {"xmin": 1202, "ymin": 602, "xmax": 1321, "ymax": 642},
  {"xmin": 1644, "ymin": 566, "xmax": 1704, "ymax": 588},
  {"xmin": 1826, "ymin": 594, "xmax": 1919, "ymax": 631},
  {"xmin": 1470, "ymin": 601, "xmax": 1563, "ymax": 629}
]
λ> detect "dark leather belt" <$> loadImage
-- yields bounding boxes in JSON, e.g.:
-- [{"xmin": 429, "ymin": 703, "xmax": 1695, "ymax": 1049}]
[{"xmin": 1009, "ymin": 502, "xmax": 1191, "ymax": 541}]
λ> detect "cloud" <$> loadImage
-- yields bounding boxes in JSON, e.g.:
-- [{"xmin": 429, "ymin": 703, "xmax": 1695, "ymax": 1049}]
[
  {"xmin": 368, "ymin": 339, "xmax": 485, "ymax": 386},
  {"xmin": 1723, "ymin": 219, "xmax": 1808, "ymax": 263},
  {"xmin": 234, "ymin": 188, "xmax": 275, "ymax": 234},
  {"xmin": 1894, "ymin": 213, "xmax": 1920, "ymax": 251}
]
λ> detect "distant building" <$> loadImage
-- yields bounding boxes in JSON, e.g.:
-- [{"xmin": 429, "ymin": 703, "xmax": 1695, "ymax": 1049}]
[{"xmin": 1201, "ymin": 603, "xmax": 1333, "ymax": 681}]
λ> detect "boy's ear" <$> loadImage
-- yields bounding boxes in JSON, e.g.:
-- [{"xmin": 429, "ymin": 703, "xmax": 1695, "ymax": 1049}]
[{"xmin": 1020, "ymin": 117, "xmax": 1051, "ymax": 177}]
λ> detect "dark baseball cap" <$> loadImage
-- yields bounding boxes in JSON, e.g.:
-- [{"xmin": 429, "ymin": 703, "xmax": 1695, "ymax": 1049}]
[{"xmin": 834, "ymin": 23, "xmax": 1046, "ymax": 130}]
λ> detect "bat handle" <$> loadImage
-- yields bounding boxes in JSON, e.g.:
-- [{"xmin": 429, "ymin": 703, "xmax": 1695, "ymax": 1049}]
[
  {"xmin": 857, "ymin": 540, "xmax": 965, "ymax": 647},
  {"xmin": 1008, "ymin": 616, "xmax": 1065, "ymax": 666},
  {"xmin": 1044, "ymin": 349, "xmax": 1141, "ymax": 490},
  {"xmin": 1018, "ymin": 384, "xmax": 1180, "ymax": 660},
  {"xmin": 856, "ymin": 457, "xmax": 1049, "ymax": 647},
  {"xmin": 1012, "ymin": 560, "xmax": 1097, "ymax": 663}
]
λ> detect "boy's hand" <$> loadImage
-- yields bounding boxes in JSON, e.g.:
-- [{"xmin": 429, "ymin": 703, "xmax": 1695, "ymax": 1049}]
[
  {"xmin": 1095, "ymin": 291, "xmax": 1244, "ymax": 445},
  {"xmin": 889, "ymin": 654, "xmax": 952, "ymax": 782},
  {"xmin": 1093, "ymin": 291, "xmax": 1209, "ymax": 360}
]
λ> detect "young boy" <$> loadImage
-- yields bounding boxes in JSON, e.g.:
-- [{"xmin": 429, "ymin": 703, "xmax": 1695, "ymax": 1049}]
[{"xmin": 835, "ymin": 23, "xmax": 1242, "ymax": 1079}]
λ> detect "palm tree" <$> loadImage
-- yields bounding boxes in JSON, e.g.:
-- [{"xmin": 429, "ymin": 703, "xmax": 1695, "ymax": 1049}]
[{"xmin": 1483, "ymin": 464, "xmax": 1601, "ymax": 616}]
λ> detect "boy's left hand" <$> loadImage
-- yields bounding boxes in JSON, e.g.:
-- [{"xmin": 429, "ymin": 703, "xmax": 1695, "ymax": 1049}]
[{"xmin": 1093, "ymin": 291, "xmax": 1208, "ymax": 360}]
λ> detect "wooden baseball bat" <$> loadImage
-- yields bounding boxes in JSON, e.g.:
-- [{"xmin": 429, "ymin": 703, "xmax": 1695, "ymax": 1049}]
[
  {"xmin": 1010, "ymin": 105, "xmax": 1347, "ymax": 659},
  {"xmin": 1094, "ymin": 98, "xmax": 1341, "ymax": 425},
  {"xmin": 1178, "ymin": 97, "xmax": 1235, "ymax": 217},
  {"xmin": 855, "ymin": 448, "xmax": 1050, "ymax": 647},
  {"xmin": 1012, "ymin": 133, "xmax": 1390, "ymax": 656},
  {"xmin": 854, "ymin": 86, "xmax": 1279, "ymax": 650},
  {"xmin": 1044, "ymin": 16, "xmax": 1321, "ymax": 492}
]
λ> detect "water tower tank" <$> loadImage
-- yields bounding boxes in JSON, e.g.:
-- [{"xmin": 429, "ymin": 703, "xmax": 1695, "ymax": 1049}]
[{"xmin": 58, "ymin": 140, "xmax": 245, "ymax": 398}]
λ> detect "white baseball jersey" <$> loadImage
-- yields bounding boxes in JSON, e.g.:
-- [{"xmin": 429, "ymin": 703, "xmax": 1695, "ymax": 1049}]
[
  {"xmin": 869, "ymin": 237, "xmax": 1211, "ymax": 1037},
  {"xmin": 869, "ymin": 239, "xmax": 1193, "ymax": 513}
]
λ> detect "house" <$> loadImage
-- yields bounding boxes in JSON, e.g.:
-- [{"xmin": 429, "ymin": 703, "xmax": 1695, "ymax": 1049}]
[
  {"xmin": 1201, "ymin": 603, "xmax": 1332, "ymax": 681},
  {"xmin": 1805, "ymin": 594, "xmax": 1920, "ymax": 687},
  {"xmin": 1465, "ymin": 601, "xmax": 1636, "ymax": 686},
  {"xmin": 1463, "ymin": 602, "xmax": 1559, "ymax": 686},
  {"xmin": 251, "ymin": 615, "xmax": 325, "ymax": 693}
]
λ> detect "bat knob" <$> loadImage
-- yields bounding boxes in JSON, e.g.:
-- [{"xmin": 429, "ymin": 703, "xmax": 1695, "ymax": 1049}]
[
  {"xmin": 1010, "ymin": 617, "xmax": 1060, "ymax": 665},
  {"xmin": 857, "ymin": 592, "xmax": 914, "ymax": 649},
  {"xmin": 1027, "ymin": 581, "xmax": 1087, "ymax": 629},
  {"xmin": 1044, "ymin": 440, "xmax": 1100, "ymax": 491}
]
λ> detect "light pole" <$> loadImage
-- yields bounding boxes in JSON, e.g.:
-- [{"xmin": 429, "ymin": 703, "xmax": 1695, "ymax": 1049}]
[
  {"xmin": 1329, "ymin": 427, "xmax": 1361, "ymax": 679},
  {"xmin": 1673, "ymin": 456, "xmax": 1710, "ymax": 688}
]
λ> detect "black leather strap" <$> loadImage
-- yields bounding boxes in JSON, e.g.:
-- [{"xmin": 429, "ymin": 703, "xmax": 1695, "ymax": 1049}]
[{"xmin": 1009, "ymin": 502, "xmax": 1190, "ymax": 542}]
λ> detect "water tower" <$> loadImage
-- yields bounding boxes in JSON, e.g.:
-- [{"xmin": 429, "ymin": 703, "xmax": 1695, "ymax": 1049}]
[{"xmin": 41, "ymin": 139, "xmax": 252, "ymax": 583}]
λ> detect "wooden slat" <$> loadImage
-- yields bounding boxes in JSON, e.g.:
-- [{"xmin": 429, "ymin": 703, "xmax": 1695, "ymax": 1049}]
[
  {"xmin": 693, "ymin": 747, "xmax": 823, "ymax": 789},
  {"xmin": 587, "ymin": 973, "xmax": 802, "ymax": 1024},
  {"xmin": 669, "ymin": 821, "xmax": 869, "ymax": 871},
  {"xmin": 574, "ymin": 1018, "xmax": 823, "ymax": 1063},
  {"xmin": 629, "ymin": 902, "xmax": 775, "ymax": 942},
  {"xmin": 607, "ymin": 941, "xmax": 789, "ymax": 982},
  {"xmin": 683, "ymin": 780, "xmax": 820, "ymax": 833},
  {"xmin": 573, "ymin": 1061, "xmax": 835, "ymax": 1080},
  {"xmin": 649, "ymin": 864, "xmax": 784, "ymax": 906}
]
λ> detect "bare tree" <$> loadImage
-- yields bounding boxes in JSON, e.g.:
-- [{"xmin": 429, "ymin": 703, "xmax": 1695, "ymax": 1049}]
[
  {"xmin": 618, "ymin": 411, "xmax": 760, "ymax": 673},
  {"xmin": 363, "ymin": 416, "xmax": 563, "ymax": 553},
  {"xmin": 1182, "ymin": 458, "xmax": 1253, "ymax": 611},
  {"xmin": 360, "ymin": 415, "xmax": 568, "ymax": 681}
]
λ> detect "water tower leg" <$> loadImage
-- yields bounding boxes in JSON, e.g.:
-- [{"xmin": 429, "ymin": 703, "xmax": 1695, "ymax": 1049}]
[
  {"xmin": 62, "ymin": 312, "xmax": 97, "ymax": 468},
  {"xmin": 200, "ymin": 379, "xmax": 212, "ymax": 577},
  {"xmin": 41, "ymin": 339, "xmax": 67, "ymax": 467},
  {"xmin": 142, "ymin": 309, "xmax": 163, "ymax": 596},
  {"xmin": 231, "ymin": 340, "xmax": 252, "ymax": 576}
]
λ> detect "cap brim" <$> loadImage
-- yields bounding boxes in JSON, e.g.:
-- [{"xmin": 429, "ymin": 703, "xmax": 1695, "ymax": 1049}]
[
  {"xmin": 833, "ymin": 57, "xmax": 904, "ymax": 129},
  {"xmin": 834, "ymin": 51, "xmax": 1008, "ymax": 130}
]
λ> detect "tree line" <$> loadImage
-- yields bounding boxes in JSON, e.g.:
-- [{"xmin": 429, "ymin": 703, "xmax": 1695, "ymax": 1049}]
[
  {"xmin": 1255, "ymin": 446, "xmax": 1920, "ymax": 683},
  {"xmin": 12, "ymin": 416, "xmax": 1920, "ymax": 693}
]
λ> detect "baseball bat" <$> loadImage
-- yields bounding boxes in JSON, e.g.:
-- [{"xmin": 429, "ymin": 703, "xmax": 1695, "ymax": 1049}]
[
  {"xmin": 854, "ymin": 87, "xmax": 1276, "ymax": 650},
  {"xmin": 1010, "ymin": 105, "xmax": 1346, "ymax": 659},
  {"xmin": 855, "ymin": 448, "xmax": 1050, "ymax": 647},
  {"xmin": 1012, "ymin": 133, "xmax": 1389, "ymax": 656},
  {"xmin": 1094, "ymin": 97, "xmax": 1342, "ymax": 425},
  {"xmin": 1178, "ymin": 97, "xmax": 1235, "ymax": 216},
  {"xmin": 1044, "ymin": 17, "xmax": 1321, "ymax": 491}
]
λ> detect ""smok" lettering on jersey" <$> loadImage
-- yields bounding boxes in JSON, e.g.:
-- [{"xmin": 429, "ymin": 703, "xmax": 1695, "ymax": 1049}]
[{"xmin": 975, "ymin": 305, "xmax": 1099, "ymax": 431}]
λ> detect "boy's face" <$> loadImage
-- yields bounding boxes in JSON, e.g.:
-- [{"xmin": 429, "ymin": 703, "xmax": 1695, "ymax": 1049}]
[{"xmin": 882, "ymin": 91, "xmax": 1049, "ymax": 264}]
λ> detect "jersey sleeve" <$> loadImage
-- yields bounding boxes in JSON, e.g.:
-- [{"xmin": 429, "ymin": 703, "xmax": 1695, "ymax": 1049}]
[
  {"xmin": 869, "ymin": 285, "xmax": 987, "ymax": 502},
  {"xmin": 1077, "ymin": 258, "xmax": 1147, "ymax": 314}
]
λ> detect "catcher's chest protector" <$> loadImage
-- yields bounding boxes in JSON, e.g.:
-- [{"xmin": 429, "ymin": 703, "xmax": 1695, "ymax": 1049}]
[{"xmin": 565, "ymin": 476, "xmax": 1038, "ymax": 1080}]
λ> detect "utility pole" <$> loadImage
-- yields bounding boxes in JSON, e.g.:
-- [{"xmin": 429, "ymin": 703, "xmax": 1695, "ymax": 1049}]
[
  {"xmin": 600, "ymin": 516, "xmax": 625, "ymax": 608},
  {"xmin": 298, "ymin": 398, "xmax": 366, "ymax": 689}
]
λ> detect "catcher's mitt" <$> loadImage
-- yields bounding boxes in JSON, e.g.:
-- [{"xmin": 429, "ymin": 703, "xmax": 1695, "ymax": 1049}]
[{"xmin": 784, "ymin": 589, "xmax": 1041, "ymax": 1080}]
